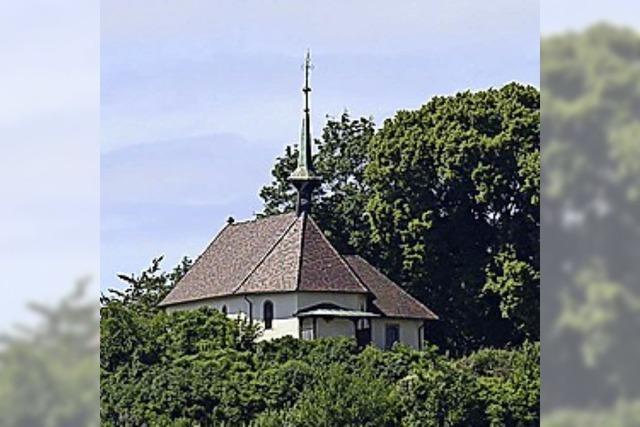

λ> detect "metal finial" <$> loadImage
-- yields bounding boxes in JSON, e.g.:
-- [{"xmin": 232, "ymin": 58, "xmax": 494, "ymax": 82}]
[
  {"xmin": 302, "ymin": 50, "xmax": 313, "ymax": 111},
  {"xmin": 289, "ymin": 50, "xmax": 321, "ymax": 215},
  {"xmin": 303, "ymin": 50, "xmax": 314, "ymax": 74}
]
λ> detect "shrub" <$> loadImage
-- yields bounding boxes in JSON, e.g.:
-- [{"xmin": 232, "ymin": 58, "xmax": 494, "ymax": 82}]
[
  {"xmin": 285, "ymin": 364, "xmax": 400, "ymax": 427},
  {"xmin": 101, "ymin": 301, "xmax": 539, "ymax": 426},
  {"xmin": 256, "ymin": 360, "xmax": 316, "ymax": 410},
  {"xmin": 461, "ymin": 341, "xmax": 540, "ymax": 426},
  {"xmin": 397, "ymin": 359, "xmax": 484, "ymax": 427}
]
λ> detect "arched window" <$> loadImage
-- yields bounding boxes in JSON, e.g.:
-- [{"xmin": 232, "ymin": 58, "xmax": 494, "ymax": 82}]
[
  {"xmin": 263, "ymin": 300, "xmax": 274, "ymax": 330},
  {"xmin": 221, "ymin": 305, "xmax": 227, "ymax": 315}
]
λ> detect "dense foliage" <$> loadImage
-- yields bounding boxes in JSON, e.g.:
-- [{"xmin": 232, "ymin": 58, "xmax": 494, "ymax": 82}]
[
  {"xmin": 260, "ymin": 84, "xmax": 540, "ymax": 354},
  {"xmin": 366, "ymin": 84, "xmax": 539, "ymax": 353},
  {"xmin": 100, "ymin": 262, "xmax": 539, "ymax": 426}
]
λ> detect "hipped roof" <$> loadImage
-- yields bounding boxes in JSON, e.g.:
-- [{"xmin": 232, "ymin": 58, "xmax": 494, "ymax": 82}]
[{"xmin": 160, "ymin": 212, "xmax": 367, "ymax": 306}]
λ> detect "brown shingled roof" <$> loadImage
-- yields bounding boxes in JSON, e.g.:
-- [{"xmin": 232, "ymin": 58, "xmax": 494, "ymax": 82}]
[
  {"xmin": 159, "ymin": 212, "xmax": 367, "ymax": 307},
  {"xmin": 160, "ymin": 212, "xmax": 298, "ymax": 306},
  {"xmin": 343, "ymin": 255, "xmax": 438, "ymax": 320},
  {"xmin": 234, "ymin": 214, "xmax": 303, "ymax": 294},
  {"xmin": 160, "ymin": 214, "xmax": 437, "ymax": 320},
  {"xmin": 298, "ymin": 218, "xmax": 368, "ymax": 293}
]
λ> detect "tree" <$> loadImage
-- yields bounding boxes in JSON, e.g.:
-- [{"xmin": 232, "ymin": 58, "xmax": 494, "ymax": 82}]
[
  {"xmin": 362, "ymin": 83, "xmax": 539, "ymax": 354},
  {"xmin": 100, "ymin": 255, "xmax": 192, "ymax": 314},
  {"xmin": 256, "ymin": 364, "xmax": 400, "ymax": 427},
  {"xmin": 461, "ymin": 341, "xmax": 540, "ymax": 426},
  {"xmin": 397, "ymin": 360, "xmax": 483, "ymax": 427}
]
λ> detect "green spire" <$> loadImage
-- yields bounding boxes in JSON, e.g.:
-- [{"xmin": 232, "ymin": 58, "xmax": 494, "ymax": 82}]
[{"xmin": 290, "ymin": 50, "xmax": 321, "ymax": 215}]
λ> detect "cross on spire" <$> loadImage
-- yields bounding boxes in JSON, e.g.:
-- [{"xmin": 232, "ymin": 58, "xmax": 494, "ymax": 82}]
[{"xmin": 289, "ymin": 50, "xmax": 321, "ymax": 215}]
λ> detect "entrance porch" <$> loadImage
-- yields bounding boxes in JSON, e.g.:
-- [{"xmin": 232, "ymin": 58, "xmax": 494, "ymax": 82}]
[{"xmin": 295, "ymin": 304, "xmax": 380, "ymax": 347}]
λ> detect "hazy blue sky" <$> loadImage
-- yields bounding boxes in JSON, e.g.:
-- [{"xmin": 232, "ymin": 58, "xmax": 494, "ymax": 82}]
[
  {"xmin": 541, "ymin": 0, "xmax": 640, "ymax": 34},
  {"xmin": 1, "ymin": 0, "xmax": 99, "ymax": 328},
  {"xmin": 101, "ymin": 0, "xmax": 542, "ymax": 288}
]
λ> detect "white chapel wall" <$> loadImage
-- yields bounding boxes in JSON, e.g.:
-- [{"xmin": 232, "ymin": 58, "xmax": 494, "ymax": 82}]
[
  {"xmin": 165, "ymin": 292, "xmax": 425, "ymax": 350},
  {"xmin": 244, "ymin": 293, "xmax": 299, "ymax": 341},
  {"xmin": 371, "ymin": 318, "xmax": 423, "ymax": 350},
  {"xmin": 315, "ymin": 317, "xmax": 355, "ymax": 338},
  {"xmin": 165, "ymin": 293, "xmax": 301, "ymax": 340},
  {"xmin": 166, "ymin": 291, "xmax": 366, "ymax": 317}
]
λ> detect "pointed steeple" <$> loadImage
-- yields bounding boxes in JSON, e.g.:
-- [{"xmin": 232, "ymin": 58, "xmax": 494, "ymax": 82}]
[{"xmin": 289, "ymin": 50, "xmax": 321, "ymax": 215}]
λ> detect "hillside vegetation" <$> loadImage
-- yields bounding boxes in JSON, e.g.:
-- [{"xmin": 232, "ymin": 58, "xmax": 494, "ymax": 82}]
[{"xmin": 101, "ymin": 266, "xmax": 539, "ymax": 426}]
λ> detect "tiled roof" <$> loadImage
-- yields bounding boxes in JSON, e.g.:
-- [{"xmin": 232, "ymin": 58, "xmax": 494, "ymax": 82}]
[
  {"xmin": 296, "ymin": 308, "xmax": 381, "ymax": 318},
  {"xmin": 235, "ymin": 214, "xmax": 303, "ymax": 294},
  {"xmin": 298, "ymin": 218, "xmax": 368, "ymax": 293},
  {"xmin": 343, "ymin": 255, "xmax": 438, "ymax": 320},
  {"xmin": 160, "ymin": 212, "xmax": 367, "ymax": 307},
  {"xmin": 160, "ymin": 213, "xmax": 437, "ymax": 320},
  {"xmin": 160, "ymin": 212, "xmax": 298, "ymax": 306}
]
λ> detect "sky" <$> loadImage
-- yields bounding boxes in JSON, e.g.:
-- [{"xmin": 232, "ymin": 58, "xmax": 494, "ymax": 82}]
[
  {"xmin": 541, "ymin": 0, "xmax": 640, "ymax": 34},
  {"xmin": 0, "ymin": 0, "xmax": 99, "ymax": 328},
  {"xmin": 100, "ymin": 0, "xmax": 542, "ymax": 289}
]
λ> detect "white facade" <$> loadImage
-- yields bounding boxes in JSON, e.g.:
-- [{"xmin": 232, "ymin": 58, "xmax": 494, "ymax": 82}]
[{"xmin": 166, "ymin": 291, "xmax": 425, "ymax": 349}]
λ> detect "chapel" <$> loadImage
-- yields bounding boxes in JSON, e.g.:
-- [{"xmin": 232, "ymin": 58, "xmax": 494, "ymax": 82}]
[{"xmin": 159, "ymin": 53, "xmax": 437, "ymax": 349}]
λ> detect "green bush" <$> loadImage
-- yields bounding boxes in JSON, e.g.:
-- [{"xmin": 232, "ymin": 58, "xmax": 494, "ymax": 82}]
[
  {"xmin": 101, "ymin": 254, "xmax": 540, "ymax": 426},
  {"xmin": 398, "ymin": 360, "xmax": 484, "ymax": 426},
  {"xmin": 462, "ymin": 342, "xmax": 540, "ymax": 426},
  {"xmin": 101, "ymin": 304, "xmax": 540, "ymax": 426},
  {"xmin": 256, "ymin": 360, "xmax": 315, "ymax": 410},
  {"xmin": 283, "ymin": 364, "xmax": 400, "ymax": 427},
  {"xmin": 355, "ymin": 342, "xmax": 441, "ymax": 383}
]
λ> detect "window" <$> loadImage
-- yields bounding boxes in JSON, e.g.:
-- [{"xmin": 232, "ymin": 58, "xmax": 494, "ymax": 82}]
[
  {"xmin": 385, "ymin": 324, "xmax": 400, "ymax": 350},
  {"xmin": 356, "ymin": 318, "xmax": 370, "ymax": 330},
  {"xmin": 221, "ymin": 305, "xmax": 227, "ymax": 315},
  {"xmin": 301, "ymin": 318, "xmax": 315, "ymax": 340},
  {"xmin": 263, "ymin": 300, "xmax": 274, "ymax": 330}
]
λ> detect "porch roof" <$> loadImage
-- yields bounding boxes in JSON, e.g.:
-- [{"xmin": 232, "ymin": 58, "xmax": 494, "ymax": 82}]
[{"xmin": 295, "ymin": 308, "xmax": 380, "ymax": 318}]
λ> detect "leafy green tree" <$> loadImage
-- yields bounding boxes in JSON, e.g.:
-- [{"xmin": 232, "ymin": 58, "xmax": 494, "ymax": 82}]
[
  {"xmin": 398, "ymin": 359, "xmax": 483, "ymax": 427},
  {"xmin": 101, "ymin": 258, "xmax": 261, "ymax": 426},
  {"xmin": 355, "ymin": 342, "xmax": 441, "ymax": 383},
  {"xmin": 100, "ymin": 306, "xmax": 261, "ymax": 425},
  {"xmin": 101, "ymin": 255, "xmax": 192, "ymax": 314},
  {"xmin": 364, "ymin": 83, "xmax": 539, "ymax": 354},
  {"xmin": 462, "ymin": 341, "xmax": 540, "ymax": 426},
  {"xmin": 256, "ymin": 360, "xmax": 315, "ymax": 411}
]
